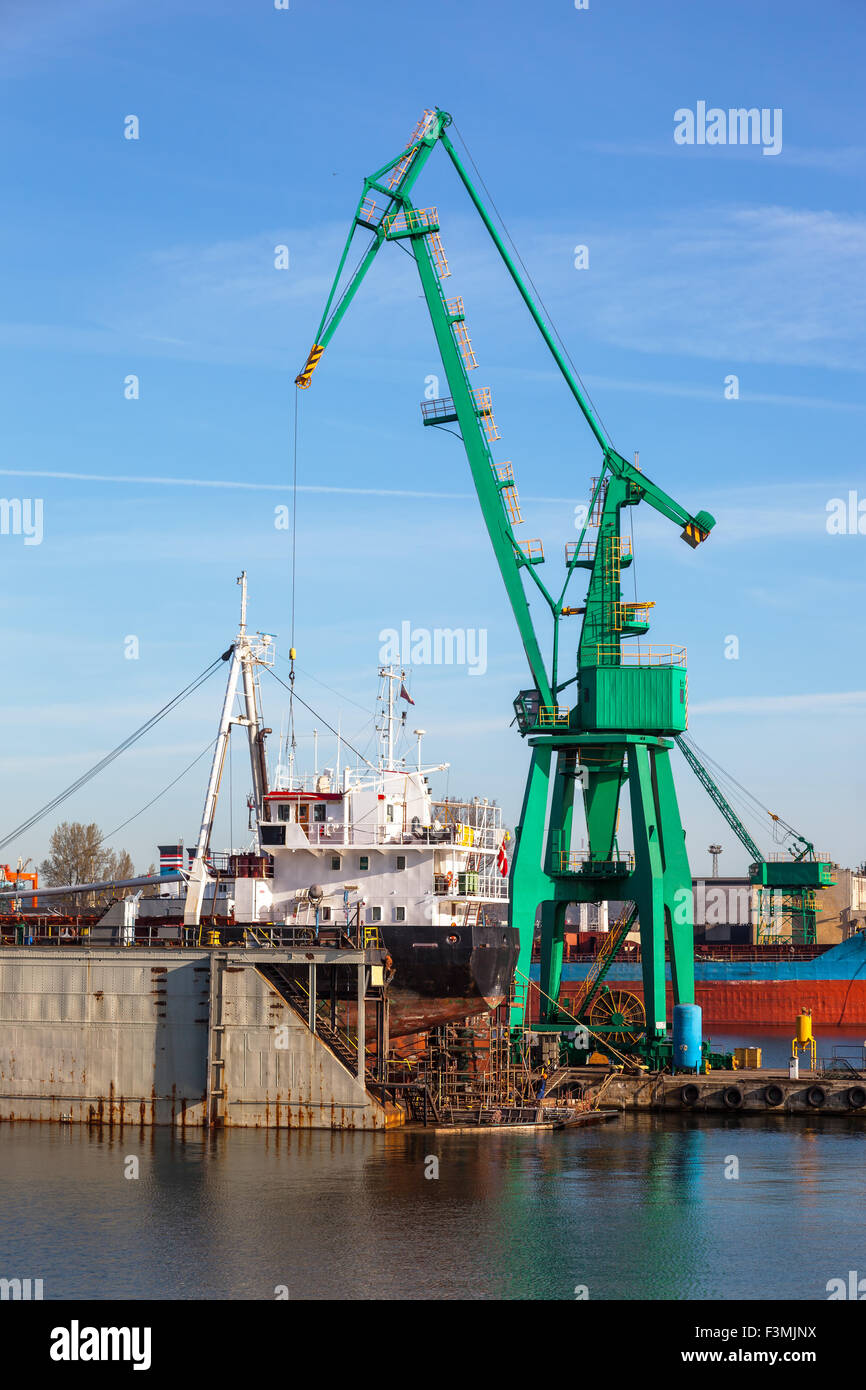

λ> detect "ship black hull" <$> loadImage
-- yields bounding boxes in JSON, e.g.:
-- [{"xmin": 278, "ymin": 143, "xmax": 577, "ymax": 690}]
[{"xmin": 379, "ymin": 919, "xmax": 519, "ymax": 1036}]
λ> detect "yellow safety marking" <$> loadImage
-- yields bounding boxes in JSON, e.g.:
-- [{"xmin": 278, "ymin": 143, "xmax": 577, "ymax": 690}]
[
  {"xmin": 681, "ymin": 521, "xmax": 709, "ymax": 547},
  {"xmin": 295, "ymin": 344, "xmax": 324, "ymax": 389}
]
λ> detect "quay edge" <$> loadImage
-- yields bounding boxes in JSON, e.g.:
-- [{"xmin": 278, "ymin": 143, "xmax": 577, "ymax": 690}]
[
  {"xmin": 0, "ymin": 946, "xmax": 399, "ymax": 1130},
  {"xmin": 574, "ymin": 1067, "xmax": 866, "ymax": 1115}
]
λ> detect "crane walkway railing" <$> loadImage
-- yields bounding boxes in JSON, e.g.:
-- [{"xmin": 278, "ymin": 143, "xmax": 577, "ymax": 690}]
[{"xmin": 556, "ymin": 851, "xmax": 634, "ymax": 876}]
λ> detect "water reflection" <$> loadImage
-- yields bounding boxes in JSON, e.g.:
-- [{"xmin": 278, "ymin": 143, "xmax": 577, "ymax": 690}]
[{"xmin": 1, "ymin": 1114, "xmax": 863, "ymax": 1300}]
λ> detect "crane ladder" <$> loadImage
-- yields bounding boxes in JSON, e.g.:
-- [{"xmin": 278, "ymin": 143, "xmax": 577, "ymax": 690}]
[{"xmin": 570, "ymin": 903, "xmax": 638, "ymax": 1019}]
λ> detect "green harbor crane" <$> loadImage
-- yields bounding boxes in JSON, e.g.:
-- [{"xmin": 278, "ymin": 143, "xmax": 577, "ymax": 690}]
[
  {"xmin": 676, "ymin": 734, "xmax": 835, "ymax": 945},
  {"xmin": 295, "ymin": 109, "xmax": 716, "ymax": 1062}
]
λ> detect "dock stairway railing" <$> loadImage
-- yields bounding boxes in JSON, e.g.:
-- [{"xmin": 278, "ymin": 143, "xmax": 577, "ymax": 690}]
[
  {"xmin": 818, "ymin": 1054, "xmax": 866, "ymax": 1079},
  {"xmin": 540, "ymin": 1068, "xmax": 588, "ymax": 1101},
  {"xmin": 243, "ymin": 925, "xmax": 273, "ymax": 948},
  {"xmin": 260, "ymin": 964, "xmax": 360, "ymax": 1076},
  {"xmin": 372, "ymin": 1079, "xmax": 440, "ymax": 1125}
]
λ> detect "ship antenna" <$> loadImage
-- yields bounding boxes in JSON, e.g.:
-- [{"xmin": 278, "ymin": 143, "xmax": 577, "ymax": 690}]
[
  {"xmin": 238, "ymin": 569, "xmax": 248, "ymax": 635},
  {"xmin": 387, "ymin": 664, "xmax": 395, "ymax": 770},
  {"xmin": 376, "ymin": 663, "xmax": 399, "ymax": 771}
]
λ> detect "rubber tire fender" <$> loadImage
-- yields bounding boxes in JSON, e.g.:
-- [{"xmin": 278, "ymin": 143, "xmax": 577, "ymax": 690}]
[
  {"xmin": 680, "ymin": 1083, "xmax": 700, "ymax": 1107},
  {"xmin": 764, "ymin": 1084, "xmax": 785, "ymax": 1108},
  {"xmin": 807, "ymin": 1085, "xmax": 826, "ymax": 1108},
  {"xmin": 848, "ymin": 1086, "xmax": 866, "ymax": 1109},
  {"xmin": 723, "ymin": 1085, "xmax": 744, "ymax": 1109}
]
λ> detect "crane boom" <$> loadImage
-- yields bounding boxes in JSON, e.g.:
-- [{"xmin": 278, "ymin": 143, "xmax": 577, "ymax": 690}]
[
  {"xmin": 294, "ymin": 108, "xmax": 715, "ymax": 701},
  {"xmin": 675, "ymin": 735, "xmax": 763, "ymax": 866}
]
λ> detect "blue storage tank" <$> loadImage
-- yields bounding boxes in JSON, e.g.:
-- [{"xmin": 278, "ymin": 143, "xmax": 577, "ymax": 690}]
[{"xmin": 672, "ymin": 1004, "xmax": 702, "ymax": 1071}]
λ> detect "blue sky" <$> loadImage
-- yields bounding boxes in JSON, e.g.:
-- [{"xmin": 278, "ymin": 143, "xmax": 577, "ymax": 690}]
[{"xmin": 1, "ymin": 0, "xmax": 865, "ymax": 876}]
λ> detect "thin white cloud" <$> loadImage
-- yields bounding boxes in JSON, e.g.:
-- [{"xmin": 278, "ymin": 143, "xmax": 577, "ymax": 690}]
[
  {"xmin": 0, "ymin": 468, "xmax": 469, "ymax": 500},
  {"xmin": 526, "ymin": 206, "xmax": 866, "ymax": 373},
  {"xmin": 691, "ymin": 691, "xmax": 866, "ymax": 715},
  {"xmin": 1, "ymin": 469, "xmax": 855, "ymax": 549},
  {"xmin": 581, "ymin": 373, "xmax": 866, "ymax": 413},
  {"xmin": 5, "ymin": 202, "xmax": 864, "ymax": 380},
  {"xmin": 575, "ymin": 139, "xmax": 866, "ymax": 177}
]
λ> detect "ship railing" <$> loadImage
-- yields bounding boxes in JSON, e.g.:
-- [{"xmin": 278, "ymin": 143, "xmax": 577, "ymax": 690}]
[
  {"xmin": 402, "ymin": 827, "xmax": 461, "ymax": 845},
  {"xmin": 459, "ymin": 829, "xmax": 500, "ymax": 850},
  {"xmin": 431, "ymin": 801, "xmax": 503, "ymax": 833},
  {"xmin": 241, "ymin": 923, "xmax": 360, "ymax": 949},
  {"xmin": 0, "ymin": 920, "xmax": 372, "ymax": 951},
  {"xmin": 476, "ymin": 876, "xmax": 508, "ymax": 900},
  {"xmin": 433, "ymin": 875, "xmax": 508, "ymax": 899},
  {"xmin": 299, "ymin": 823, "xmax": 464, "ymax": 847}
]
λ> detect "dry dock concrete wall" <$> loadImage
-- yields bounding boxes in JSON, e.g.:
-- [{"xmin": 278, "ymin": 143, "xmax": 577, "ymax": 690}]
[{"xmin": 0, "ymin": 948, "xmax": 389, "ymax": 1130}]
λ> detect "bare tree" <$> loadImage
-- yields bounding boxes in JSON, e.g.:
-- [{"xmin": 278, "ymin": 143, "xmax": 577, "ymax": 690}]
[{"xmin": 40, "ymin": 822, "xmax": 137, "ymax": 911}]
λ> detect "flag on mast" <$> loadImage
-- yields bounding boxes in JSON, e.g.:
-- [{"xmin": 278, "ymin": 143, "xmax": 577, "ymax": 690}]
[
  {"xmin": 399, "ymin": 683, "xmax": 415, "ymax": 705},
  {"xmin": 497, "ymin": 841, "xmax": 508, "ymax": 877}
]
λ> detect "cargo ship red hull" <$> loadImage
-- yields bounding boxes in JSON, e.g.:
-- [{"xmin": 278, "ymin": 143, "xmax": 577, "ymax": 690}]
[
  {"xmin": 536, "ymin": 934, "xmax": 866, "ymax": 1028},
  {"xmin": 556, "ymin": 980, "xmax": 866, "ymax": 1028}
]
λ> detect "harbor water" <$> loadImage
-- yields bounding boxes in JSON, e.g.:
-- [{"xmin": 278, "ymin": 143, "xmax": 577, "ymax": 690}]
[{"xmin": 2, "ymin": 1106, "xmax": 864, "ymax": 1301}]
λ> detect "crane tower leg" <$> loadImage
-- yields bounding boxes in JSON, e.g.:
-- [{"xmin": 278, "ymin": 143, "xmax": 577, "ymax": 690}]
[
  {"xmin": 539, "ymin": 900, "xmax": 568, "ymax": 1022},
  {"xmin": 538, "ymin": 754, "xmax": 577, "ymax": 1020},
  {"xmin": 627, "ymin": 743, "xmax": 669, "ymax": 1040},
  {"xmin": 654, "ymin": 748, "xmax": 696, "ymax": 1007},
  {"xmin": 508, "ymin": 745, "xmax": 555, "ymax": 1028},
  {"xmin": 626, "ymin": 742, "xmax": 695, "ymax": 1043}
]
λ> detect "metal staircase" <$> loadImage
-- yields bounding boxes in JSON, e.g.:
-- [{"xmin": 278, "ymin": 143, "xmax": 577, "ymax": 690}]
[
  {"xmin": 570, "ymin": 903, "xmax": 638, "ymax": 1019},
  {"xmin": 259, "ymin": 964, "xmax": 360, "ymax": 1075}
]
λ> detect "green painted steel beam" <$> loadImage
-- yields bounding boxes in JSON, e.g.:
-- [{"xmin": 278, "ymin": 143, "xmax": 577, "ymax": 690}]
[
  {"xmin": 409, "ymin": 221, "xmax": 553, "ymax": 704},
  {"xmin": 676, "ymin": 735, "xmax": 764, "ymax": 866}
]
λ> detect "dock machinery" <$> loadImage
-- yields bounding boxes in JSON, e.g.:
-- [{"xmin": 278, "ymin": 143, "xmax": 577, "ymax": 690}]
[
  {"xmin": 676, "ymin": 734, "xmax": 835, "ymax": 946},
  {"xmin": 295, "ymin": 109, "xmax": 716, "ymax": 1061}
]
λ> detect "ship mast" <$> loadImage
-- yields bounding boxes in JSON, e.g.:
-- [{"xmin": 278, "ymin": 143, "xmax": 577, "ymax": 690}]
[
  {"xmin": 376, "ymin": 664, "xmax": 405, "ymax": 771},
  {"xmin": 183, "ymin": 573, "xmax": 274, "ymax": 927},
  {"xmin": 238, "ymin": 572, "xmax": 270, "ymax": 815}
]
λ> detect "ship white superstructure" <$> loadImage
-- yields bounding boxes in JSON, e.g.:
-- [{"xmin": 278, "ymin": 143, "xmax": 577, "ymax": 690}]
[{"xmin": 258, "ymin": 666, "xmax": 508, "ymax": 935}]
